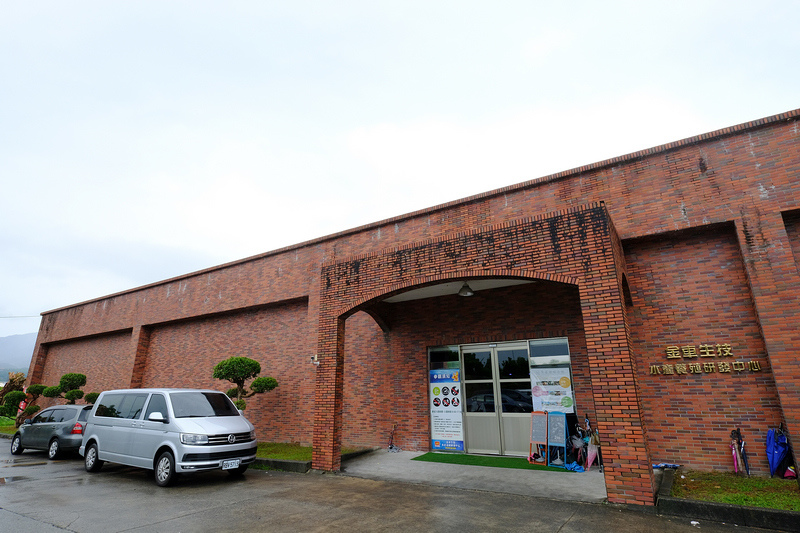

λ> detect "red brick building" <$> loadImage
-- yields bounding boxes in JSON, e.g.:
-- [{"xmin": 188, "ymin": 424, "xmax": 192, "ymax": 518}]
[{"xmin": 29, "ymin": 108, "xmax": 800, "ymax": 506}]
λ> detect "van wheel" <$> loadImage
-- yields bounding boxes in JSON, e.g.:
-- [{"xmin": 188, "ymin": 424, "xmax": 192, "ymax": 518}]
[
  {"xmin": 10, "ymin": 434, "xmax": 23, "ymax": 455},
  {"xmin": 228, "ymin": 464, "xmax": 249, "ymax": 476},
  {"xmin": 84, "ymin": 443, "xmax": 104, "ymax": 472},
  {"xmin": 47, "ymin": 438, "xmax": 60, "ymax": 460},
  {"xmin": 155, "ymin": 451, "xmax": 176, "ymax": 487}
]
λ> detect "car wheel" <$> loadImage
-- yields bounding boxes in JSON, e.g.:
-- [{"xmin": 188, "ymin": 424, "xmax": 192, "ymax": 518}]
[
  {"xmin": 84, "ymin": 442, "xmax": 104, "ymax": 472},
  {"xmin": 227, "ymin": 464, "xmax": 249, "ymax": 476},
  {"xmin": 10, "ymin": 434, "xmax": 23, "ymax": 455},
  {"xmin": 47, "ymin": 438, "xmax": 60, "ymax": 460},
  {"xmin": 154, "ymin": 451, "xmax": 176, "ymax": 487}
]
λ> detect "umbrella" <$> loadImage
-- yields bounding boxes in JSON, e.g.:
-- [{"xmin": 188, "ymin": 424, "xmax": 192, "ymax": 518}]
[
  {"xmin": 586, "ymin": 431, "xmax": 599, "ymax": 470},
  {"xmin": 767, "ymin": 428, "xmax": 789, "ymax": 477},
  {"xmin": 735, "ymin": 428, "xmax": 750, "ymax": 476},
  {"xmin": 730, "ymin": 430, "xmax": 743, "ymax": 474},
  {"xmin": 571, "ymin": 434, "xmax": 585, "ymax": 464}
]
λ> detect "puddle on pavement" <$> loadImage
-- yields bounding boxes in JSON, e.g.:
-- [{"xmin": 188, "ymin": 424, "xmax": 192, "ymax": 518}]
[
  {"xmin": 2, "ymin": 461, "xmax": 48, "ymax": 467},
  {"xmin": 0, "ymin": 476, "xmax": 28, "ymax": 483}
]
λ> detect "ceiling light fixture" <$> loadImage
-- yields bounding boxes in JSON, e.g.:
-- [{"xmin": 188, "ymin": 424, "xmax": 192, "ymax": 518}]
[{"xmin": 457, "ymin": 282, "xmax": 475, "ymax": 297}]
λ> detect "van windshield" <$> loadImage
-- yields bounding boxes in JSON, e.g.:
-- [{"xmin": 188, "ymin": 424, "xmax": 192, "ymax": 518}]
[{"xmin": 169, "ymin": 392, "xmax": 240, "ymax": 418}]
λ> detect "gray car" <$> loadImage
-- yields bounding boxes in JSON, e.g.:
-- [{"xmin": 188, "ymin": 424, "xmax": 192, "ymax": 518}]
[{"xmin": 10, "ymin": 404, "xmax": 92, "ymax": 459}]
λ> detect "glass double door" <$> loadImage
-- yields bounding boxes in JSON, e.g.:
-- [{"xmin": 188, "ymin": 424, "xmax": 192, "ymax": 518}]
[{"xmin": 462, "ymin": 342, "xmax": 532, "ymax": 456}]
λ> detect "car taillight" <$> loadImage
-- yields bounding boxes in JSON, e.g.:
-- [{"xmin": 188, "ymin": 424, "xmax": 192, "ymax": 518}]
[{"xmin": 72, "ymin": 422, "xmax": 84, "ymax": 435}]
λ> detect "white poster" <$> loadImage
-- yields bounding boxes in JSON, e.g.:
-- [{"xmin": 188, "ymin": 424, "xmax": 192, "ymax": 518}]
[
  {"xmin": 429, "ymin": 369, "xmax": 464, "ymax": 451},
  {"xmin": 530, "ymin": 365, "xmax": 575, "ymax": 414}
]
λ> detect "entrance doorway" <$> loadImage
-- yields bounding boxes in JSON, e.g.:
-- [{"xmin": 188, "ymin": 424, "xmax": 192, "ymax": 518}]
[{"xmin": 462, "ymin": 343, "xmax": 532, "ymax": 456}]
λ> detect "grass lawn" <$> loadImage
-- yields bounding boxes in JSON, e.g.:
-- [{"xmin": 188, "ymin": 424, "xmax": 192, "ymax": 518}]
[
  {"xmin": 0, "ymin": 416, "xmax": 16, "ymax": 435},
  {"xmin": 255, "ymin": 442, "xmax": 364, "ymax": 461},
  {"xmin": 672, "ymin": 469, "xmax": 800, "ymax": 511},
  {"xmin": 412, "ymin": 452, "xmax": 566, "ymax": 472}
]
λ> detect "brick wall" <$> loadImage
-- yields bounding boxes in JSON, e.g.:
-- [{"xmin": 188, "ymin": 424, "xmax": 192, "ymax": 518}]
[
  {"xmin": 139, "ymin": 300, "xmax": 313, "ymax": 443},
  {"xmin": 35, "ymin": 332, "xmax": 132, "ymax": 409},
  {"xmin": 626, "ymin": 225, "xmax": 782, "ymax": 475}
]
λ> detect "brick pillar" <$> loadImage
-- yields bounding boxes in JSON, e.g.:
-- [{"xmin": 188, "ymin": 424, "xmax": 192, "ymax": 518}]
[
  {"xmin": 582, "ymin": 266, "xmax": 655, "ymax": 505},
  {"xmin": 312, "ymin": 316, "xmax": 345, "ymax": 471},
  {"xmin": 27, "ymin": 343, "xmax": 49, "ymax": 385},
  {"xmin": 735, "ymin": 208, "xmax": 800, "ymax": 472},
  {"xmin": 129, "ymin": 326, "xmax": 151, "ymax": 389}
]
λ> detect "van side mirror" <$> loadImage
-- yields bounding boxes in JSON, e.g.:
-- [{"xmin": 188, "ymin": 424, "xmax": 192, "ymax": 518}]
[
  {"xmin": 148, "ymin": 412, "xmax": 167, "ymax": 423},
  {"xmin": 23, "ymin": 419, "xmax": 31, "ymax": 425}
]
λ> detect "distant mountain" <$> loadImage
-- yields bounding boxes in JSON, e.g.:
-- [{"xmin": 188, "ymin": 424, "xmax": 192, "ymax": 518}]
[{"xmin": 0, "ymin": 333, "xmax": 36, "ymax": 380}]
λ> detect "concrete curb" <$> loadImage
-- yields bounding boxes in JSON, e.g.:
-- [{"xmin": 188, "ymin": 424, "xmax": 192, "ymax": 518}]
[
  {"xmin": 253, "ymin": 446, "xmax": 379, "ymax": 473},
  {"xmin": 656, "ymin": 468, "xmax": 800, "ymax": 532},
  {"xmin": 0, "ymin": 432, "xmax": 377, "ymax": 476}
]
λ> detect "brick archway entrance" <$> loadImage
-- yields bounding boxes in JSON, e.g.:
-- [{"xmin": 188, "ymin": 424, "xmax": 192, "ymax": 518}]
[{"xmin": 313, "ymin": 202, "xmax": 656, "ymax": 506}]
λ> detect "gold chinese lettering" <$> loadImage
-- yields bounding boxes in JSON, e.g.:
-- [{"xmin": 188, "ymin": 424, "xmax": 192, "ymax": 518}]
[
  {"xmin": 749, "ymin": 360, "xmax": 761, "ymax": 372},
  {"xmin": 666, "ymin": 346, "xmax": 681, "ymax": 359},
  {"xmin": 732, "ymin": 361, "xmax": 747, "ymax": 372},
  {"xmin": 682, "ymin": 345, "xmax": 698, "ymax": 358},
  {"xmin": 717, "ymin": 361, "xmax": 731, "ymax": 373},
  {"xmin": 699, "ymin": 344, "xmax": 715, "ymax": 357},
  {"xmin": 716, "ymin": 343, "xmax": 733, "ymax": 357},
  {"xmin": 675, "ymin": 364, "xmax": 688, "ymax": 375}
]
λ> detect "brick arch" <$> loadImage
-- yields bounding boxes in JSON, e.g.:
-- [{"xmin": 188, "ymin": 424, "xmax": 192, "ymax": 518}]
[
  {"xmin": 338, "ymin": 268, "xmax": 582, "ymax": 320},
  {"xmin": 313, "ymin": 203, "xmax": 656, "ymax": 506}
]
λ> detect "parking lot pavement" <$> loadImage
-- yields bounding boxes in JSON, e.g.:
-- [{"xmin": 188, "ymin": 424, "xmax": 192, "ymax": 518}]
[{"xmin": 0, "ymin": 444, "xmax": 765, "ymax": 533}]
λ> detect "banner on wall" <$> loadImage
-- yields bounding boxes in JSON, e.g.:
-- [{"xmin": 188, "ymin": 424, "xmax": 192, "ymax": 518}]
[
  {"xmin": 429, "ymin": 369, "xmax": 464, "ymax": 451},
  {"xmin": 530, "ymin": 365, "xmax": 575, "ymax": 414}
]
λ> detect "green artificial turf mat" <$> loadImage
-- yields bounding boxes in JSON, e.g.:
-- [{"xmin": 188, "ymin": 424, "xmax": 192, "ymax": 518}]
[{"xmin": 412, "ymin": 452, "xmax": 568, "ymax": 472}]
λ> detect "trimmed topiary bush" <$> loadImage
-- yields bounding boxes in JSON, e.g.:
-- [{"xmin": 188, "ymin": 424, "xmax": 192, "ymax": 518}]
[{"xmin": 212, "ymin": 356, "xmax": 278, "ymax": 410}]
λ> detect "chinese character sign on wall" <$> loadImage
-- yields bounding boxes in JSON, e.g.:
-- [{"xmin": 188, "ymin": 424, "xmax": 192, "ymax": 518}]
[{"xmin": 649, "ymin": 342, "xmax": 763, "ymax": 377}]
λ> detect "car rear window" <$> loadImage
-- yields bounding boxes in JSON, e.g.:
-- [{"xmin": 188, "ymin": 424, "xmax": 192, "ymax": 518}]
[
  {"xmin": 95, "ymin": 393, "xmax": 149, "ymax": 419},
  {"xmin": 59, "ymin": 409, "xmax": 80, "ymax": 422},
  {"xmin": 169, "ymin": 392, "xmax": 239, "ymax": 418}
]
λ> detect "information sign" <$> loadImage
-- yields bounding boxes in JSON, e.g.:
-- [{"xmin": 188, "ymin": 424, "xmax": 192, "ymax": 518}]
[
  {"xmin": 429, "ymin": 369, "xmax": 464, "ymax": 451},
  {"xmin": 529, "ymin": 411, "xmax": 548, "ymax": 462},
  {"xmin": 546, "ymin": 411, "xmax": 568, "ymax": 468},
  {"xmin": 530, "ymin": 366, "xmax": 575, "ymax": 414}
]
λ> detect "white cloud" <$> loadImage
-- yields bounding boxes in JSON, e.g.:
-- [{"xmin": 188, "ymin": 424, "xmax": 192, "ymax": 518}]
[
  {"xmin": 343, "ymin": 94, "xmax": 713, "ymax": 214},
  {"xmin": 2, "ymin": 1, "xmax": 800, "ymax": 338}
]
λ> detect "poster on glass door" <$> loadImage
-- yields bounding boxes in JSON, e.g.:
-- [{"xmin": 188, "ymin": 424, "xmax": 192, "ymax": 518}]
[
  {"xmin": 530, "ymin": 366, "xmax": 575, "ymax": 414},
  {"xmin": 429, "ymin": 369, "xmax": 464, "ymax": 451}
]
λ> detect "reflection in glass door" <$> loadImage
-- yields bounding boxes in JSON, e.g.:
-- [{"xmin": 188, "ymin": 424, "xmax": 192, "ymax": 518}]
[{"xmin": 462, "ymin": 343, "xmax": 532, "ymax": 456}]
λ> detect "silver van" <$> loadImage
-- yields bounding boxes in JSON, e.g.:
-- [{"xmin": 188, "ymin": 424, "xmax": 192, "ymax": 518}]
[{"xmin": 80, "ymin": 388, "xmax": 257, "ymax": 486}]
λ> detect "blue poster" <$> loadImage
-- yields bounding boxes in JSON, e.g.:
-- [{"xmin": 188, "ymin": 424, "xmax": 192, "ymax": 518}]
[{"xmin": 429, "ymin": 369, "xmax": 464, "ymax": 451}]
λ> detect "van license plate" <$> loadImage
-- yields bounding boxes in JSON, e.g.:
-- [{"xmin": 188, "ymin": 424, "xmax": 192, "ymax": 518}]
[{"xmin": 222, "ymin": 459, "xmax": 240, "ymax": 470}]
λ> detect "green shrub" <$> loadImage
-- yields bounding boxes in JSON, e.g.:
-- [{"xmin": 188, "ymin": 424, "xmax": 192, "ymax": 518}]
[
  {"xmin": 41, "ymin": 373, "xmax": 88, "ymax": 404},
  {"xmin": 1, "ymin": 391, "xmax": 26, "ymax": 418},
  {"xmin": 213, "ymin": 356, "xmax": 279, "ymax": 410}
]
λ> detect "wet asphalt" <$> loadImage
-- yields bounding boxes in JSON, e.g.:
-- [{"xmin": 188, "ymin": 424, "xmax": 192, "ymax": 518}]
[{"xmin": 0, "ymin": 437, "xmax": 772, "ymax": 532}]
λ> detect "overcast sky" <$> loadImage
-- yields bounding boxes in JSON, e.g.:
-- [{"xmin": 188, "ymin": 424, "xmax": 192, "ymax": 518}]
[{"xmin": 1, "ymin": 1, "xmax": 798, "ymax": 338}]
